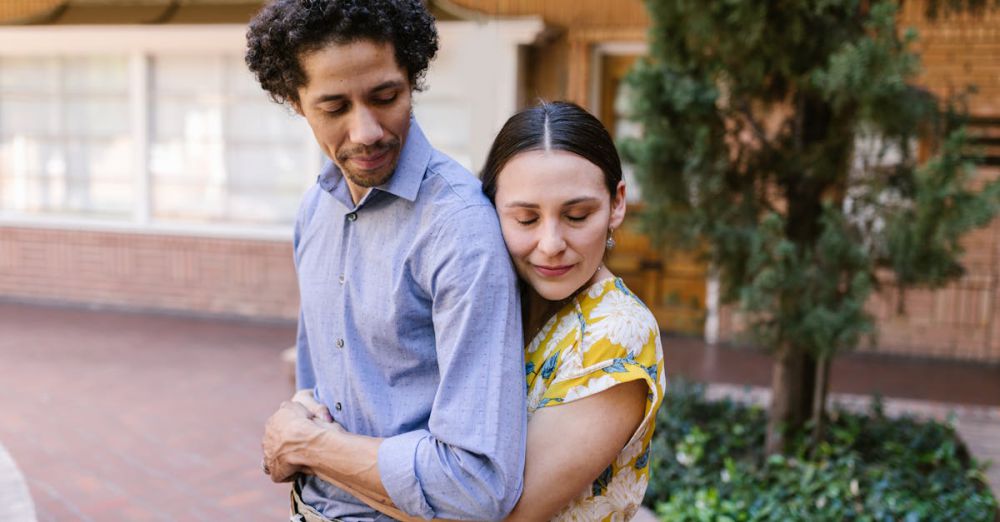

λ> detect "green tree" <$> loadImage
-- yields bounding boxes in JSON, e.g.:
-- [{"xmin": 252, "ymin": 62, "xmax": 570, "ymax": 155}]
[{"xmin": 623, "ymin": 0, "xmax": 1000, "ymax": 454}]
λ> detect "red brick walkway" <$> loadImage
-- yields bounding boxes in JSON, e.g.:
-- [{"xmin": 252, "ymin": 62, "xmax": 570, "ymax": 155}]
[{"xmin": 0, "ymin": 302, "xmax": 296, "ymax": 521}]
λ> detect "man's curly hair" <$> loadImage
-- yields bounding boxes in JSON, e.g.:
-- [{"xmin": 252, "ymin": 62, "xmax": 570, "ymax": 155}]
[{"xmin": 245, "ymin": 0, "xmax": 439, "ymax": 106}]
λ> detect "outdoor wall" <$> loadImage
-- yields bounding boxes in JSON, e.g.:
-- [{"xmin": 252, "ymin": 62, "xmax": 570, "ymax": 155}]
[{"xmin": 0, "ymin": 226, "xmax": 299, "ymax": 319}]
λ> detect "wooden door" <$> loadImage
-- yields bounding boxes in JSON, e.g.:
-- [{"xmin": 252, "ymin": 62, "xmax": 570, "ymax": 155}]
[{"xmin": 600, "ymin": 53, "xmax": 708, "ymax": 335}]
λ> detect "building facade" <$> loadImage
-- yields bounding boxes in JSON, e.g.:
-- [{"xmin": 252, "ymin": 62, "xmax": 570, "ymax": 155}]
[{"xmin": 2, "ymin": 0, "xmax": 999, "ymax": 362}]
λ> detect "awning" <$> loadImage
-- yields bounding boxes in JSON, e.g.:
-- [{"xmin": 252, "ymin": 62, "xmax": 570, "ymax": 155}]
[{"xmin": 0, "ymin": 0, "xmax": 264, "ymax": 25}]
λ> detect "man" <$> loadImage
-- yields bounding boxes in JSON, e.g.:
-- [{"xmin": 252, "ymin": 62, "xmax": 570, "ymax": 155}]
[{"xmin": 245, "ymin": 1, "xmax": 526, "ymax": 520}]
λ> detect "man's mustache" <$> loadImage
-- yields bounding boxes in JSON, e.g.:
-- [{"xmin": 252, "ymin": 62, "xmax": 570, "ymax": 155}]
[{"xmin": 337, "ymin": 139, "xmax": 400, "ymax": 161}]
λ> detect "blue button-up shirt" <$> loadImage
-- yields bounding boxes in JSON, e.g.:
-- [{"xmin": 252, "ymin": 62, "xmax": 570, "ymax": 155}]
[{"xmin": 294, "ymin": 120, "xmax": 526, "ymax": 521}]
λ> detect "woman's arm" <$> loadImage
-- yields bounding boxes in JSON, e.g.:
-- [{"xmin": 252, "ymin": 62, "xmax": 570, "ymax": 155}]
[
  {"xmin": 338, "ymin": 380, "xmax": 647, "ymax": 522},
  {"xmin": 504, "ymin": 379, "xmax": 647, "ymax": 521}
]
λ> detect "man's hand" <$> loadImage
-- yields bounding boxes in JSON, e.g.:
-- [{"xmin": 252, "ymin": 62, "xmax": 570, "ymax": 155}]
[
  {"xmin": 262, "ymin": 401, "xmax": 322, "ymax": 483},
  {"xmin": 292, "ymin": 388, "xmax": 333, "ymax": 423}
]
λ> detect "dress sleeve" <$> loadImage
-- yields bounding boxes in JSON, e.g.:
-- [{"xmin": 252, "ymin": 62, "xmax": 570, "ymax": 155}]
[{"xmin": 537, "ymin": 302, "xmax": 665, "ymax": 448}]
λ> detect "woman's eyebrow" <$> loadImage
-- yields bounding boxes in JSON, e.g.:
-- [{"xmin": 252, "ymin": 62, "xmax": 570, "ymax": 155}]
[
  {"xmin": 504, "ymin": 201, "xmax": 540, "ymax": 209},
  {"xmin": 562, "ymin": 196, "xmax": 601, "ymax": 206}
]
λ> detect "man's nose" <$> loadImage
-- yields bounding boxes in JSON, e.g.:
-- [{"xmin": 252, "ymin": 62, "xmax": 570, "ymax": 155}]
[{"xmin": 348, "ymin": 107, "xmax": 384, "ymax": 146}]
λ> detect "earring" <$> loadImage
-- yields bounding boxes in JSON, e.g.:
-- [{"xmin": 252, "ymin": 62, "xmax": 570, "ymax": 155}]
[{"xmin": 606, "ymin": 228, "xmax": 616, "ymax": 250}]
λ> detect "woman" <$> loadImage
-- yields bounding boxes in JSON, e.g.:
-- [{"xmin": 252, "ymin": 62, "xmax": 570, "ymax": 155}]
[{"xmin": 482, "ymin": 100, "xmax": 665, "ymax": 521}]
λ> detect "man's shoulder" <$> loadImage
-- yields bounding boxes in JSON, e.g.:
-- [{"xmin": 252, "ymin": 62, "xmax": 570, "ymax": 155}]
[{"xmin": 419, "ymin": 150, "xmax": 493, "ymax": 217}]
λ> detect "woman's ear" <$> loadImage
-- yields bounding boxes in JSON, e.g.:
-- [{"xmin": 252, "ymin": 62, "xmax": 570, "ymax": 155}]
[{"xmin": 609, "ymin": 180, "xmax": 627, "ymax": 230}]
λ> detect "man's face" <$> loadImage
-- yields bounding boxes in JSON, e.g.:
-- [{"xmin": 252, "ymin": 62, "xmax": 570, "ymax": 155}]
[{"xmin": 294, "ymin": 40, "xmax": 412, "ymax": 202}]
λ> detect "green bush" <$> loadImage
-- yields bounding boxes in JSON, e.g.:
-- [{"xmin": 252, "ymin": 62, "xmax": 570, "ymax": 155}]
[{"xmin": 645, "ymin": 379, "xmax": 998, "ymax": 521}]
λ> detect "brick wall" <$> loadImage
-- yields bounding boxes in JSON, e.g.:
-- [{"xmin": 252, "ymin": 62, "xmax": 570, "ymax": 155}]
[{"xmin": 0, "ymin": 226, "xmax": 299, "ymax": 321}]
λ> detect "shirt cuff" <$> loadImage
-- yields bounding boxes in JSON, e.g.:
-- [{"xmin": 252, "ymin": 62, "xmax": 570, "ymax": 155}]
[{"xmin": 378, "ymin": 429, "xmax": 435, "ymax": 519}]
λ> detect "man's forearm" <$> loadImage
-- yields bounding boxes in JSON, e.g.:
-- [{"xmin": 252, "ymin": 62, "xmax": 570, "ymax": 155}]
[{"xmin": 299, "ymin": 428, "xmax": 393, "ymax": 505}]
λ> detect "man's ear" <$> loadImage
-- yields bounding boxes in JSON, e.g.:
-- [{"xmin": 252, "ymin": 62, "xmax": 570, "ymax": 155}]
[{"xmin": 609, "ymin": 180, "xmax": 627, "ymax": 230}]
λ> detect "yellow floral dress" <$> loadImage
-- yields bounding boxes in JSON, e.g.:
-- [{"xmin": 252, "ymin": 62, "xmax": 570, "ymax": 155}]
[{"xmin": 524, "ymin": 277, "xmax": 666, "ymax": 522}]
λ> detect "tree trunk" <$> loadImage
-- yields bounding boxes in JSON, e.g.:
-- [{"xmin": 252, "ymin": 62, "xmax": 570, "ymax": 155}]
[
  {"xmin": 766, "ymin": 343, "xmax": 818, "ymax": 455},
  {"xmin": 810, "ymin": 352, "xmax": 831, "ymax": 450},
  {"xmin": 766, "ymin": 343, "xmax": 802, "ymax": 455}
]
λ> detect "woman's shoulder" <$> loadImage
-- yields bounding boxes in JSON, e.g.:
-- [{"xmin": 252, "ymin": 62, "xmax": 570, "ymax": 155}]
[{"xmin": 579, "ymin": 278, "xmax": 659, "ymax": 335}]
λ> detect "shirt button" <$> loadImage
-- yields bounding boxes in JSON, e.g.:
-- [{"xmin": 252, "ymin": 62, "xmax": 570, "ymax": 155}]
[
  {"xmin": 335, "ymin": 402, "xmax": 342, "ymax": 411},
  {"xmin": 336, "ymin": 338, "xmax": 344, "ymax": 348},
  {"xmin": 338, "ymin": 275, "xmax": 345, "ymax": 284},
  {"xmin": 346, "ymin": 212, "xmax": 357, "ymax": 222}
]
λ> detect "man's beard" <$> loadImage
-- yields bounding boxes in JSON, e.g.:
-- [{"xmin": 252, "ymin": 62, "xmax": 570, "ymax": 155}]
[{"xmin": 336, "ymin": 138, "xmax": 401, "ymax": 188}]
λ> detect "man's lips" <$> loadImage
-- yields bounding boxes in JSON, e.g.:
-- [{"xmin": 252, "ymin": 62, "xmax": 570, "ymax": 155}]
[
  {"xmin": 350, "ymin": 148, "xmax": 391, "ymax": 170},
  {"xmin": 533, "ymin": 264, "xmax": 574, "ymax": 277}
]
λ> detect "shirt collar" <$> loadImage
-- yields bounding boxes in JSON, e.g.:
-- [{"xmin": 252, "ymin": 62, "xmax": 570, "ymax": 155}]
[{"xmin": 317, "ymin": 117, "xmax": 431, "ymax": 205}]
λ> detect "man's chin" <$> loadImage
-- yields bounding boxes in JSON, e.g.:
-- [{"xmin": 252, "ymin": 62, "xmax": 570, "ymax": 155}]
[{"xmin": 343, "ymin": 165, "xmax": 396, "ymax": 189}]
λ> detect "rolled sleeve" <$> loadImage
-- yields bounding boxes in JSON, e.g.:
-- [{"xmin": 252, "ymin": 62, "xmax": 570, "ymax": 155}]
[
  {"xmin": 378, "ymin": 204, "xmax": 526, "ymax": 520},
  {"xmin": 378, "ymin": 430, "xmax": 435, "ymax": 519}
]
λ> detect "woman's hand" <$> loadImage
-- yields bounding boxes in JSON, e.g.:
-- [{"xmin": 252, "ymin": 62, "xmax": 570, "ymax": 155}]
[
  {"xmin": 292, "ymin": 388, "xmax": 334, "ymax": 423},
  {"xmin": 261, "ymin": 400, "xmax": 322, "ymax": 483}
]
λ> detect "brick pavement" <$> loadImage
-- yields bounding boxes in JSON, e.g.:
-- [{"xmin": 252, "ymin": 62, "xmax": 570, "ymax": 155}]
[{"xmin": 0, "ymin": 302, "xmax": 296, "ymax": 521}]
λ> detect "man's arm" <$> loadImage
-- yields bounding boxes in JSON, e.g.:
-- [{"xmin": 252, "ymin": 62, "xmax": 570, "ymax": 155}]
[
  {"xmin": 375, "ymin": 204, "xmax": 526, "ymax": 519},
  {"xmin": 264, "ymin": 402, "xmax": 449, "ymax": 522},
  {"xmin": 264, "ymin": 204, "xmax": 526, "ymax": 520}
]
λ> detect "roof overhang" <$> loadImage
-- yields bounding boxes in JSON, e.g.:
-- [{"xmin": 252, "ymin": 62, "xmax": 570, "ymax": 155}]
[{"xmin": 1, "ymin": 0, "xmax": 262, "ymax": 25}]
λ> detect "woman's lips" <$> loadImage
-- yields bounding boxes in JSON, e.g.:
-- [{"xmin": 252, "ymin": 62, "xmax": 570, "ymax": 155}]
[
  {"xmin": 351, "ymin": 148, "xmax": 391, "ymax": 171},
  {"xmin": 533, "ymin": 264, "xmax": 574, "ymax": 277}
]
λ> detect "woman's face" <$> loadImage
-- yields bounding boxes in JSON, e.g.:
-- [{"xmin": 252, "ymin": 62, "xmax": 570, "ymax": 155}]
[{"xmin": 494, "ymin": 149, "xmax": 626, "ymax": 301}]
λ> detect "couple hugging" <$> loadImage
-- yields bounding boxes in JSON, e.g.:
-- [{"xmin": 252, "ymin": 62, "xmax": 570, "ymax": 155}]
[{"xmin": 248, "ymin": 0, "xmax": 665, "ymax": 520}]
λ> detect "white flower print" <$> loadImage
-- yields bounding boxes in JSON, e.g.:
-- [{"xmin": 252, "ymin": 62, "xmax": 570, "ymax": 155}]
[
  {"xmin": 526, "ymin": 313, "xmax": 560, "ymax": 354},
  {"xmin": 588, "ymin": 278, "xmax": 613, "ymax": 299},
  {"xmin": 603, "ymin": 469, "xmax": 647, "ymax": 518},
  {"xmin": 526, "ymin": 374, "xmax": 548, "ymax": 414},
  {"xmin": 562, "ymin": 374, "xmax": 619, "ymax": 402},
  {"xmin": 615, "ymin": 436, "xmax": 645, "ymax": 469},
  {"xmin": 589, "ymin": 291, "xmax": 655, "ymax": 357},
  {"xmin": 553, "ymin": 468, "xmax": 648, "ymax": 522}
]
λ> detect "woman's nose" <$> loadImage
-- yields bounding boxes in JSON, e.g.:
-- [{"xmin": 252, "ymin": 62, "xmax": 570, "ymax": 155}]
[{"xmin": 536, "ymin": 223, "xmax": 567, "ymax": 256}]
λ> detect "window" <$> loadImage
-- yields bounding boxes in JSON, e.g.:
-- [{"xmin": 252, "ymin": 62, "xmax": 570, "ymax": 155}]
[
  {"xmin": 149, "ymin": 55, "xmax": 311, "ymax": 225},
  {"xmin": 0, "ymin": 55, "xmax": 134, "ymax": 218}
]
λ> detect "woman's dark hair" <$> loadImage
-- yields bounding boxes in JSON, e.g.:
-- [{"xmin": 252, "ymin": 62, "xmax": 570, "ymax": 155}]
[
  {"xmin": 481, "ymin": 101, "xmax": 623, "ymax": 203},
  {"xmin": 245, "ymin": 0, "xmax": 438, "ymax": 106}
]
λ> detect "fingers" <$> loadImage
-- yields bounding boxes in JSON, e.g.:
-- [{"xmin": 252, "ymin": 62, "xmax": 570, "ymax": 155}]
[{"xmin": 291, "ymin": 390, "xmax": 334, "ymax": 422}]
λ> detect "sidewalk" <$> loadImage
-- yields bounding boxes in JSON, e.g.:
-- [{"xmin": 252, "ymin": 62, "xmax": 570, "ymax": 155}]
[
  {"xmin": 1, "ymin": 302, "xmax": 997, "ymax": 520},
  {"xmin": 0, "ymin": 302, "xmax": 295, "ymax": 521}
]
